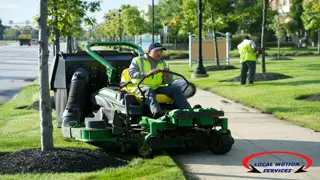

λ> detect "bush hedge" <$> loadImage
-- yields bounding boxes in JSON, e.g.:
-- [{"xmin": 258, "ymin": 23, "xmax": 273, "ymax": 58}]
[
  {"xmin": 230, "ymin": 51, "xmax": 316, "ymax": 57},
  {"xmin": 162, "ymin": 50, "xmax": 316, "ymax": 59},
  {"xmin": 265, "ymin": 41, "xmax": 297, "ymax": 47},
  {"xmin": 231, "ymin": 34, "xmax": 260, "ymax": 50},
  {"xmin": 163, "ymin": 52, "xmax": 189, "ymax": 59}
]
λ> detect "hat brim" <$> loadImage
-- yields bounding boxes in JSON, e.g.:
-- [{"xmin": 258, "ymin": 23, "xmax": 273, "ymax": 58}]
[{"xmin": 152, "ymin": 47, "xmax": 167, "ymax": 51}]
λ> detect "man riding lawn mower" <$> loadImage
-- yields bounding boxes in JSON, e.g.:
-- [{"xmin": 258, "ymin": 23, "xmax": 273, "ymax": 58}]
[
  {"xmin": 50, "ymin": 41, "xmax": 234, "ymax": 158},
  {"xmin": 123, "ymin": 42, "xmax": 192, "ymax": 119}
]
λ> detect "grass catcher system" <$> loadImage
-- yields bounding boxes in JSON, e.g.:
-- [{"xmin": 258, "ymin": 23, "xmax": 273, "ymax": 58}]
[{"xmin": 50, "ymin": 41, "xmax": 234, "ymax": 158}]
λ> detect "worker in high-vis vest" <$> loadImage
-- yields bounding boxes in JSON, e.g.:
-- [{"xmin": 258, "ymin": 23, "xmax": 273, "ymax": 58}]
[
  {"xmin": 128, "ymin": 42, "xmax": 191, "ymax": 118},
  {"xmin": 237, "ymin": 36, "xmax": 258, "ymax": 85}
]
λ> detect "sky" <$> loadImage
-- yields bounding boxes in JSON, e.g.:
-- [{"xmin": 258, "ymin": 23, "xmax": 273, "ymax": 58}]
[{"xmin": 0, "ymin": 0, "xmax": 159, "ymax": 26}]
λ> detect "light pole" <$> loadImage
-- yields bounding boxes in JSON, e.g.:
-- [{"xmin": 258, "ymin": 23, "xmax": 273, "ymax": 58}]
[
  {"xmin": 318, "ymin": 29, "xmax": 320, "ymax": 55},
  {"xmin": 192, "ymin": 0, "xmax": 208, "ymax": 78},
  {"xmin": 118, "ymin": 9, "xmax": 122, "ymax": 42},
  {"xmin": 152, "ymin": 0, "xmax": 154, "ymax": 43}
]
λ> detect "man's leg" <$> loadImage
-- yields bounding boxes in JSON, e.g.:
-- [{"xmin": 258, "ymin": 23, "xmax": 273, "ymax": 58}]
[
  {"xmin": 247, "ymin": 61, "xmax": 256, "ymax": 84},
  {"xmin": 240, "ymin": 62, "xmax": 248, "ymax": 85},
  {"xmin": 156, "ymin": 85, "xmax": 192, "ymax": 109},
  {"xmin": 135, "ymin": 87, "xmax": 162, "ymax": 116}
]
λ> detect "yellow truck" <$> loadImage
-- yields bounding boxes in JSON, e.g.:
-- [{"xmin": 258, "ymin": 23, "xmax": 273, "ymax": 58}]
[{"xmin": 18, "ymin": 34, "xmax": 32, "ymax": 46}]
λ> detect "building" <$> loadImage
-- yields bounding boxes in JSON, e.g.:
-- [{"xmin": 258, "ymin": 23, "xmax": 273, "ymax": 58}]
[{"xmin": 270, "ymin": 0, "xmax": 291, "ymax": 14}]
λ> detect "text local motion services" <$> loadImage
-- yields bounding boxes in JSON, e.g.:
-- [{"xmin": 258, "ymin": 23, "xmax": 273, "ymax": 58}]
[{"xmin": 254, "ymin": 161, "xmax": 302, "ymax": 173}]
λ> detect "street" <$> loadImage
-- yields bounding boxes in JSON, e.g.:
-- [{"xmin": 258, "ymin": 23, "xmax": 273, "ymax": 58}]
[{"xmin": 0, "ymin": 42, "xmax": 66, "ymax": 106}]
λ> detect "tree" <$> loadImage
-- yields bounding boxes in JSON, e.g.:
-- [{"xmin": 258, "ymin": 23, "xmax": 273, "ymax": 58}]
[
  {"xmin": 5, "ymin": 28, "xmax": 18, "ymax": 40},
  {"xmin": 180, "ymin": 0, "xmax": 198, "ymax": 36},
  {"xmin": 180, "ymin": 0, "xmax": 245, "ymax": 67},
  {"xmin": 287, "ymin": 0, "xmax": 304, "ymax": 39},
  {"xmin": 0, "ymin": 19, "xmax": 4, "ymax": 40},
  {"xmin": 103, "ymin": 9, "xmax": 121, "ymax": 41},
  {"xmin": 269, "ymin": 13, "xmax": 287, "ymax": 59},
  {"xmin": 46, "ymin": 0, "xmax": 101, "ymax": 54},
  {"xmin": 261, "ymin": 0, "xmax": 267, "ymax": 73},
  {"xmin": 203, "ymin": 0, "xmax": 244, "ymax": 67},
  {"xmin": 122, "ymin": 6, "xmax": 146, "ymax": 37},
  {"xmin": 38, "ymin": 0, "xmax": 54, "ymax": 151},
  {"xmin": 145, "ymin": 4, "xmax": 164, "ymax": 36},
  {"xmin": 31, "ymin": 29, "xmax": 39, "ymax": 39},
  {"xmin": 168, "ymin": 15, "xmax": 182, "ymax": 48},
  {"xmin": 235, "ymin": 0, "xmax": 276, "ymax": 37},
  {"xmin": 301, "ymin": 0, "xmax": 320, "ymax": 54},
  {"xmin": 156, "ymin": 0, "xmax": 183, "ymax": 46}
]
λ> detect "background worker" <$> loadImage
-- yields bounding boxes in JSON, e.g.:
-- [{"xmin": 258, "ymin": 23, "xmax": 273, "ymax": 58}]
[{"xmin": 237, "ymin": 35, "xmax": 259, "ymax": 85}]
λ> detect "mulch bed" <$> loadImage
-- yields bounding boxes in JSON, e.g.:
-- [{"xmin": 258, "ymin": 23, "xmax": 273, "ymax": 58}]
[
  {"xmin": 16, "ymin": 96, "xmax": 55, "ymax": 110},
  {"xmin": 0, "ymin": 148, "xmax": 127, "ymax": 175},
  {"xmin": 220, "ymin": 72, "xmax": 293, "ymax": 82},
  {"xmin": 296, "ymin": 94, "xmax": 320, "ymax": 102},
  {"xmin": 205, "ymin": 65, "xmax": 238, "ymax": 71}
]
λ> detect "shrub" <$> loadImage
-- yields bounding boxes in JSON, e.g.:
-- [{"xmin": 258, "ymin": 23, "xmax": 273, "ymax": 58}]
[
  {"xmin": 231, "ymin": 34, "xmax": 260, "ymax": 50},
  {"xmin": 163, "ymin": 52, "xmax": 189, "ymax": 59},
  {"xmin": 265, "ymin": 42, "xmax": 297, "ymax": 47}
]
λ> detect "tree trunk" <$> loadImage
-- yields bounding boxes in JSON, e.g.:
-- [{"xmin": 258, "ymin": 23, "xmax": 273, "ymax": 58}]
[
  {"xmin": 213, "ymin": 28, "xmax": 219, "ymax": 67},
  {"xmin": 54, "ymin": 31, "xmax": 60, "ymax": 55},
  {"xmin": 52, "ymin": 43, "xmax": 55, "ymax": 55},
  {"xmin": 305, "ymin": 31, "xmax": 309, "ymax": 47},
  {"xmin": 318, "ymin": 28, "xmax": 320, "ymax": 54},
  {"xmin": 67, "ymin": 36, "xmax": 72, "ymax": 53},
  {"xmin": 184, "ymin": 34, "xmax": 188, "ymax": 50},
  {"xmin": 277, "ymin": 35, "xmax": 280, "ymax": 59},
  {"xmin": 38, "ymin": 0, "xmax": 54, "ymax": 151},
  {"xmin": 261, "ymin": 0, "xmax": 267, "ymax": 73},
  {"xmin": 174, "ymin": 36, "xmax": 177, "ymax": 49},
  {"xmin": 53, "ymin": 1, "xmax": 60, "ymax": 56}
]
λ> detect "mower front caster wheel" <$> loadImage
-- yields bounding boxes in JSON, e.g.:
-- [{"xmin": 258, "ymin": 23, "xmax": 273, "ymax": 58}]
[
  {"xmin": 208, "ymin": 130, "xmax": 234, "ymax": 155},
  {"xmin": 137, "ymin": 142, "xmax": 153, "ymax": 158}
]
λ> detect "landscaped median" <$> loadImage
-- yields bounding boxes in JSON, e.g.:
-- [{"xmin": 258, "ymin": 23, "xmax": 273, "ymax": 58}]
[
  {"xmin": 0, "ymin": 41, "xmax": 8, "ymax": 46},
  {"xmin": 169, "ymin": 56, "xmax": 320, "ymax": 132},
  {"xmin": 0, "ymin": 83, "xmax": 185, "ymax": 179}
]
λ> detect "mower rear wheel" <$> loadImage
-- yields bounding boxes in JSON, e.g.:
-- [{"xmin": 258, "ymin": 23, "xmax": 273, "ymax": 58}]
[{"xmin": 208, "ymin": 130, "xmax": 233, "ymax": 155}]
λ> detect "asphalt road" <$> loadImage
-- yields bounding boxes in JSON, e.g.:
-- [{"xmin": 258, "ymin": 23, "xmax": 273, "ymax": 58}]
[{"xmin": 0, "ymin": 42, "xmax": 66, "ymax": 106}]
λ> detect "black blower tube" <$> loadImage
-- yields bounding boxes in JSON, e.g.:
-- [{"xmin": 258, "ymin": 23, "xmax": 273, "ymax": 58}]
[{"xmin": 61, "ymin": 67, "xmax": 89, "ymax": 138}]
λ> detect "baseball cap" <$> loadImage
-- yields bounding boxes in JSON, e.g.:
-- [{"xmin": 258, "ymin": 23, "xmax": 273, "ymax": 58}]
[{"xmin": 148, "ymin": 42, "xmax": 167, "ymax": 51}]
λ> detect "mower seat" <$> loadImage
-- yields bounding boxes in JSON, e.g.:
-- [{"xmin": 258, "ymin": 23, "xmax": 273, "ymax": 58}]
[{"xmin": 120, "ymin": 68, "xmax": 174, "ymax": 104}]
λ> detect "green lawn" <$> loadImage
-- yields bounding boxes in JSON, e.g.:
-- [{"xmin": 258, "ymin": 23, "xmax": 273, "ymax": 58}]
[
  {"xmin": 0, "ymin": 84, "xmax": 185, "ymax": 180},
  {"xmin": 230, "ymin": 47, "xmax": 319, "ymax": 57},
  {"xmin": 169, "ymin": 56, "xmax": 320, "ymax": 132}
]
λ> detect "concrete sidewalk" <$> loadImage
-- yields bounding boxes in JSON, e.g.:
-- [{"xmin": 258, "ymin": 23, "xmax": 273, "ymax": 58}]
[{"xmin": 172, "ymin": 89, "xmax": 320, "ymax": 180}]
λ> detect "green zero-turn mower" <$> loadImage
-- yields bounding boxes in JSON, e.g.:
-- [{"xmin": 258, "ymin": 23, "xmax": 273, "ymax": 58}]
[{"xmin": 50, "ymin": 41, "xmax": 234, "ymax": 158}]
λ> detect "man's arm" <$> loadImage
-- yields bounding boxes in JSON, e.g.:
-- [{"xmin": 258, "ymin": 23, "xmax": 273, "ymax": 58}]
[
  {"xmin": 163, "ymin": 63, "xmax": 174, "ymax": 84},
  {"xmin": 128, "ymin": 57, "xmax": 144, "ymax": 79},
  {"xmin": 250, "ymin": 40, "xmax": 257, "ymax": 50}
]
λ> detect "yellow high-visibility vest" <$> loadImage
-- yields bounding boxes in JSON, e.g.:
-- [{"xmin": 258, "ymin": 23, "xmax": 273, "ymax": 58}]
[
  {"xmin": 238, "ymin": 40, "xmax": 257, "ymax": 63},
  {"xmin": 130, "ymin": 57, "xmax": 167, "ymax": 90}
]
